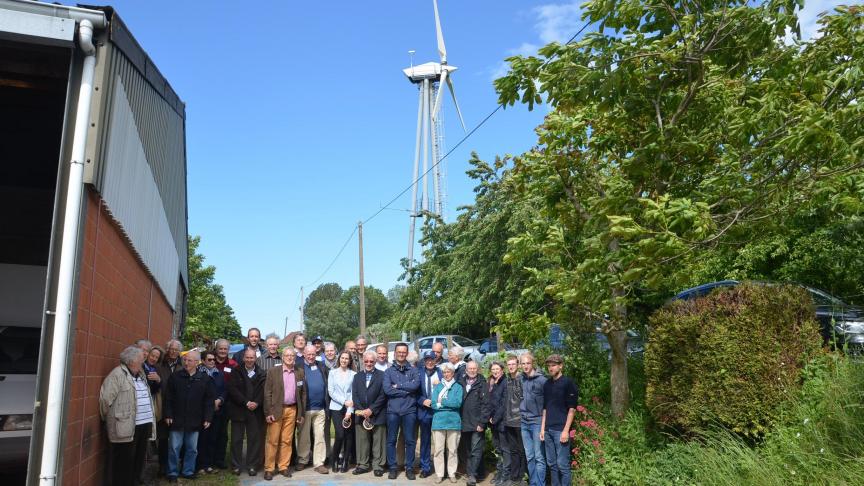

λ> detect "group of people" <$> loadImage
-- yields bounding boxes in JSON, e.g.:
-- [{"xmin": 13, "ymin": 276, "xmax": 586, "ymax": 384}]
[{"xmin": 99, "ymin": 329, "xmax": 579, "ymax": 486}]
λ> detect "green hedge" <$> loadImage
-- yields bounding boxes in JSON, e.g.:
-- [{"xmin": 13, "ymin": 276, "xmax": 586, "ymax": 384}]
[{"xmin": 645, "ymin": 283, "xmax": 822, "ymax": 437}]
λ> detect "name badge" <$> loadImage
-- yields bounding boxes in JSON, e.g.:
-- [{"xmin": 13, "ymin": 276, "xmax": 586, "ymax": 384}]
[
  {"xmin": 275, "ymin": 363, "xmax": 282, "ymax": 366},
  {"xmin": 297, "ymin": 381, "xmax": 304, "ymax": 386},
  {"xmin": 223, "ymin": 368, "xmax": 231, "ymax": 374},
  {"xmin": 311, "ymin": 366, "xmax": 318, "ymax": 371}
]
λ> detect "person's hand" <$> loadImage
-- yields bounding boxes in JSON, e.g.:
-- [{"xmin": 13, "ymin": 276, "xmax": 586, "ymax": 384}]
[
  {"xmin": 539, "ymin": 429, "xmax": 545, "ymax": 441},
  {"xmin": 214, "ymin": 399, "xmax": 222, "ymax": 411},
  {"xmin": 345, "ymin": 400, "xmax": 354, "ymax": 408},
  {"xmin": 266, "ymin": 415, "xmax": 276, "ymax": 424},
  {"xmin": 344, "ymin": 412, "xmax": 352, "ymax": 421},
  {"xmin": 165, "ymin": 418, "xmax": 173, "ymax": 426},
  {"xmin": 423, "ymin": 399, "xmax": 432, "ymax": 408},
  {"xmin": 560, "ymin": 431, "xmax": 569, "ymax": 443},
  {"xmin": 203, "ymin": 421, "xmax": 211, "ymax": 429},
  {"xmin": 364, "ymin": 409, "xmax": 372, "ymax": 419},
  {"xmin": 296, "ymin": 416, "xmax": 304, "ymax": 425},
  {"xmin": 147, "ymin": 372, "xmax": 160, "ymax": 382},
  {"xmin": 476, "ymin": 425, "xmax": 484, "ymax": 433}
]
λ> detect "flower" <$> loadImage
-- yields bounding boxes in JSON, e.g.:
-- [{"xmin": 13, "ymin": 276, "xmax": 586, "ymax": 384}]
[
  {"xmin": 576, "ymin": 405, "xmax": 587, "ymax": 413},
  {"xmin": 598, "ymin": 457, "xmax": 606, "ymax": 465},
  {"xmin": 570, "ymin": 430, "xmax": 576, "ymax": 438}
]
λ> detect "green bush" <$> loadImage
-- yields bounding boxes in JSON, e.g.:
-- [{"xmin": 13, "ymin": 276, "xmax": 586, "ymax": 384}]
[{"xmin": 645, "ymin": 283, "xmax": 822, "ymax": 437}]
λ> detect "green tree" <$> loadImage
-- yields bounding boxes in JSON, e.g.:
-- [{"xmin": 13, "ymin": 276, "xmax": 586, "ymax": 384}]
[
  {"xmin": 396, "ymin": 154, "xmax": 549, "ymax": 340},
  {"xmin": 302, "ymin": 282, "xmax": 393, "ymax": 347},
  {"xmin": 185, "ymin": 235, "xmax": 242, "ymax": 347},
  {"xmin": 305, "ymin": 298, "xmax": 353, "ymax": 348},
  {"xmin": 343, "ymin": 285, "xmax": 393, "ymax": 331},
  {"xmin": 495, "ymin": 2, "xmax": 864, "ymax": 416}
]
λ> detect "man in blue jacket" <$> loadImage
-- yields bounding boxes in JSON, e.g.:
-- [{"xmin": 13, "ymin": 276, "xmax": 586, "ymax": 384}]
[
  {"xmin": 383, "ymin": 342, "xmax": 420, "ymax": 480},
  {"xmin": 519, "ymin": 352, "xmax": 547, "ymax": 486},
  {"xmin": 416, "ymin": 351, "xmax": 442, "ymax": 478}
]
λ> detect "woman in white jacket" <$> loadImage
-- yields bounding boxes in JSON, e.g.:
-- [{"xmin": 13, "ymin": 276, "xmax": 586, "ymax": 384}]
[{"xmin": 328, "ymin": 350, "xmax": 357, "ymax": 472}]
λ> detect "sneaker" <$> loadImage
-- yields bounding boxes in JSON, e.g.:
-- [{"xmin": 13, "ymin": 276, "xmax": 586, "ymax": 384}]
[{"xmin": 448, "ymin": 477, "xmax": 458, "ymax": 483}]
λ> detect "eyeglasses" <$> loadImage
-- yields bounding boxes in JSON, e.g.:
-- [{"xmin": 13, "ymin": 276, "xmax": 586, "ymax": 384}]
[
  {"xmin": 363, "ymin": 359, "xmax": 375, "ymax": 363},
  {"xmin": 205, "ymin": 358, "xmax": 215, "ymax": 362}
]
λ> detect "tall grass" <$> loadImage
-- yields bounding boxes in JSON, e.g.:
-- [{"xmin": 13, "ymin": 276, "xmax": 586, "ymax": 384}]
[{"xmin": 578, "ymin": 354, "xmax": 864, "ymax": 485}]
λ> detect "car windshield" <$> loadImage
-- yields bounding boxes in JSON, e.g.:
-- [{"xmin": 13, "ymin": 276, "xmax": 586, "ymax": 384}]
[
  {"xmin": 453, "ymin": 336, "xmax": 479, "ymax": 347},
  {"xmin": 807, "ymin": 287, "xmax": 845, "ymax": 307},
  {"xmin": 0, "ymin": 326, "xmax": 40, "ymax": 374}
]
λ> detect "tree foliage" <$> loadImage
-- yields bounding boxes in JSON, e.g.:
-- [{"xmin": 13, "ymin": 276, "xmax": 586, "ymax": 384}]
[
  {"xmin": 304, "ymin": 283, "xmax": 394, "ymax": 348},
  {"xmin": 185, "ymin": 235, "xmax": 242, "ymax": 347},
  {"xmin": 493, "ymin": 1, "xmax": 863, "ymax": 416}
]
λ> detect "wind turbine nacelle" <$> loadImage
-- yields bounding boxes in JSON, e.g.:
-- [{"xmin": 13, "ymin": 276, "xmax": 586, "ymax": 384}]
[{"xmin": 403, "ymin": 62, "xmax": 458, "ymax": 83}]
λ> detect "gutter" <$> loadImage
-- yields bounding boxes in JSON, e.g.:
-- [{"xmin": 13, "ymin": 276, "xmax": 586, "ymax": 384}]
[{"xmin": 35, "ymin": 7, "xmax": 106, "ymax": 485}]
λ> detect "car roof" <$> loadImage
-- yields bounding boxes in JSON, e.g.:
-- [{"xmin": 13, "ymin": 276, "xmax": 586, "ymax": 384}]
[{"xmin": 673, "ymin": 280, "xmax": 740, "ymax": 301}]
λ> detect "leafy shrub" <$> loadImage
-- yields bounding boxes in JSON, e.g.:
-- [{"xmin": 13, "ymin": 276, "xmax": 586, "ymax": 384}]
[{"xmin": 645, "ymin": 283, "xmax": 821, "ymax": 437}]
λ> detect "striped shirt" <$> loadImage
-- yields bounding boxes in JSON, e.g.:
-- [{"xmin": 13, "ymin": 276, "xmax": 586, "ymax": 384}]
[{"xmin": 133, "ymin": 375, "xmax": 154, "ymax": 425}]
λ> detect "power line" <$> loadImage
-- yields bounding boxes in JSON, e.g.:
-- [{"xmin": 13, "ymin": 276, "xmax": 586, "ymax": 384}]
[{"xmin": 303, "ymin": 226, "xmax": 358, "ymax": 288}]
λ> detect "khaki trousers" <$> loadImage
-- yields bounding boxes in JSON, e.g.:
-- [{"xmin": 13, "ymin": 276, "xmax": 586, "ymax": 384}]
[
  {"xmin": 355, "ymin": 422, "xmax": 386, "ymax": 471},
  {"xmin": 432, "ymin": 429, "xmax": 460, "ymax": 479},
  {"xmin": 296, "ymin": 409, "xmax": 326, "ymax": 467},
  {"xmin": 264, "ymin": 405, "xmax": 297, "ymax": 473}
]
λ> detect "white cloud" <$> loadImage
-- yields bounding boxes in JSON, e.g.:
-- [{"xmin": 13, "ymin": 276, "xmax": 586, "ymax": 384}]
[
  {"xmin": 533, "ymin": 1, "xmax": 585, "ymax": 44},
  {"xmin": 490, "ymin": 42, "xmax": 539, "ymax": 81},
  {"xmin": 797, "ymin": 0, "xmax": 846, "ymax": 40}
]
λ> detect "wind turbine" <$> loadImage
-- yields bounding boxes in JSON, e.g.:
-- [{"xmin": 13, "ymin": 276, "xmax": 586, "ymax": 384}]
[{"xmin": 405, "ymin": 0, "xmax": 467, "ymax": 268}]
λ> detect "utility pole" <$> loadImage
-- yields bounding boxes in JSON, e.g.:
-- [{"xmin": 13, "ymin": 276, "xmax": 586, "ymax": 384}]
[
  {"xmin": 358, "ymin": 221, "xmax": 366, "ymax": 336},
  {"xmin": 299, "ymin": 286, "xmax": 305, "ymax": 332},
  {"xmin": 283, "ymin": 316, "xmax": 288, "ymax": 339}
]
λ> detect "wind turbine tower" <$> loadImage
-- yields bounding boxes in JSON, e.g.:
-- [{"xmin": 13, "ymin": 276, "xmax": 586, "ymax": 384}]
[{"xmin": 405, "ymin": 0, "xmax": 466, "ymax": 268}]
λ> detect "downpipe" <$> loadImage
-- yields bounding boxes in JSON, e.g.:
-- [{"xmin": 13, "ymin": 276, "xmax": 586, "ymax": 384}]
[{"xmin": 39, "ymin": 19, "xmax": 98, "ymax": 486}]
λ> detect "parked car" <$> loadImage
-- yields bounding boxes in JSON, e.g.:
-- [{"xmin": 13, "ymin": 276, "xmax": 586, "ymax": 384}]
[
  {"xmin": 545, "ymin": 324, "xmax": 644, "ymax": 359},
  {"xmin": 0, "ymin": 326, "xmax": 39, "ymax": 467},
  {"xmin": 476, "ymin": 338, "xmax": 530, "ymax": 358},
  {"xmin": 415, "ymin": 335, "xmax": 483, "ymax": 362},
  {"xmin": 673, "ymin": 280, "xmax": 864, "ymax": 354}
]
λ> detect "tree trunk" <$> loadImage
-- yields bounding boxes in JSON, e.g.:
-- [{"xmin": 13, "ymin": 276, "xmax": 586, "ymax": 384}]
[{"xmin": 608, "ymin": 329, "xmax": 629, "ymax": 418}]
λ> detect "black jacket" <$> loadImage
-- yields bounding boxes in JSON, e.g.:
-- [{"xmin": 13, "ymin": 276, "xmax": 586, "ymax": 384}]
[
  {"xmin": 227, "ymin": 364, "xmax": 265, "ymax": 422},
  {"xmin": 486, "ymin": 376, "xmax": 507, "ymax": 432},
  {"xmin": 164, "ymin": 368, "xmax": 215, "ymax": 431},
  {"xmin": 351, "ymin": 368, "xmax": 387, "ymax": 425},
  {"xmin": 459, "ymin": 374, "xmax": 488, "ymax": 432}
]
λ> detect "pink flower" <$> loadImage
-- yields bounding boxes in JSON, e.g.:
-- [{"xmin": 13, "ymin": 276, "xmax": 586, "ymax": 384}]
[
  {"xmin": 576, "ymin": 405, "xmax": 587, "ymax": 414},
  {"xmin": 592, "ymin": 439, "xmax": 600, "ymax": 448},
  {"xmin": 571, "ymin": 460, "xmax": 578, "ymax": 468},
  {"xmin": 598, "ymin": 457, "xmax": 606, "ymax": 465},
  {"xmin": 569, "ymin": 430, "xmax": 576, "ymax": 438}
]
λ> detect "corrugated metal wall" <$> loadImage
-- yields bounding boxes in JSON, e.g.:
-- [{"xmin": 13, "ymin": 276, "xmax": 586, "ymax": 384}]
[
  {"xmin": 91, "ymin": 42, "xmax": 189, "ymax": 306},
  {"xmin": 100, "ymin": 77, "xmax": 180, "ymax": 306}
]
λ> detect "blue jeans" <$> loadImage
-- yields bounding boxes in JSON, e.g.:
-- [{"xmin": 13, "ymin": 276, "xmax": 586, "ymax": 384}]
[
  {"xmin": 168, "ymin": 429, "xmax": 199, "ymax": 478},
  {"xmin": 521, "ymin": 422, "xmax": 546, "ymax": 486},
  {"xmin": 544, "ymin": 429, "xmax": 571, "ymax": 486},
  {"xmin": 387, "ymin": 412, "xmax": 417, "ymax": 471},
  {"xmin": 417, "ymin": 416, "xmax": 433, "ymax": 473}
]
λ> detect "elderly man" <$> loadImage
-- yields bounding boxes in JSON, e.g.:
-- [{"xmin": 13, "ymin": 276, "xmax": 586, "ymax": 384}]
[
  {"xmin": 228, "ymin": 348, "xmax": 266, "ymax": 476},
  {"xmin": 296, "ymin": 344, "xmax": 330, "ymax": 474},
  {"xmin": 164, "ymin": 350, "xmax": 215, "ymax": 482},
  {"xmin": 383, "ymin": 342, "xmax": 420, "ymax": 480},
  {"xmin": 520, "ymin": 353, "xmax": 547, "ymax": 486},
  {"xmin": 374, "ymin": 344, "xmax": 390, "ymax": 371},
  {"xmin": 447, "ymin": 345, "xmax": 467, "ymax": 383},
  {"xmin": 431, "ymin": 342, "xmax": 445, "ymax": 367},
  {"xmin": 157, "ymin": 339, "xmax": 183, "ymax": 476},
  {"xmin": 135, "ymin": 339, "xmax": 152, "ymax": 356},
  {"xmin": 233, "ymin": 328, "xmax": 263, "ymax": 362},
  {"xmin": 100, "ymin": 346, "xmax": 155, "ymax": 485},
  {"xmin": 263, "ymin": 348, "xmax": 306, "ymax": 480},
  {"xmin": 459, "ymin": 361, "xmax": 488, "ymax": 486},
  {"xmin": 257, "ymin": 334, "xmax": 282, "ymax": 371},
  {"xmin": 352, "ymin": 350, "xmax": 387, "ymax": 476}
]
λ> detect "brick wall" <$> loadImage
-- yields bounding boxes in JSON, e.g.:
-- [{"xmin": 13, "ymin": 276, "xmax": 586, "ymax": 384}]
[{"xmin": 63, "ymin": 188, "xmax": 176, "ymax": 485}]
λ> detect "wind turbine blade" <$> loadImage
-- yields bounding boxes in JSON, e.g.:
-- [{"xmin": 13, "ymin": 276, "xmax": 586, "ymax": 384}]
[
  {"xmin": 433, "ymin": 0, "xmax": 447, "ymax": 64},
  {"xmin": 432, "ymin": 69, "xmax": 447, "ymax": 121},
  {"xmin": 446, "ymin": 76, "xmax": 467, "ymax": 132}
]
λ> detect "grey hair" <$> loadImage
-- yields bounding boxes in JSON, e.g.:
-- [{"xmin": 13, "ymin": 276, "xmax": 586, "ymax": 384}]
[
  {"xmin": 215, "ymin": 338, "xmax": 230, "ymax": 348},
  {"xmin": 355, "ymin": 334, "xmax": 368, "ymax": 342},
  {"xmin": 363, "ymin": 350, "xmax": 377, "ymax": 361},
  {"xmin": 449, "ymin": 346, "xmax": 465, "ymax": 359},
  {"xmin": 406, "ymin": 351, "xmax": 419, "ymax": 364},
  {"xmin": 185, "ymin": 350, "xmax": 201, "ymax": 361},
  {"xmin": 135, "ymin": 339, "xmax": 152, "ymax": 349},
  {"xmin": 324, "ymin": 342, "xmax": 336, "ymax": 351},
  {"xmin": 166, "ymin": 339, "xmax": 183, "ymax": 351},
  {"xmin": 266, "ymin": 333, "xmax": 280, "ymax": 341},
  {"xmin": 120, "ymin": 346, "xmax": 143, "ymax": 366},
  {"xmin": 440, "ymin": 362, "xmax": 456, "ymax": 373}
]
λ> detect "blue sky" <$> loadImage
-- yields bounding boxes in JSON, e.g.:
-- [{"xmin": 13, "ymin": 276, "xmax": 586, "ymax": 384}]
[{"xmin": 70, "ymin": 0, "xmax": 841, "ymax": 337}]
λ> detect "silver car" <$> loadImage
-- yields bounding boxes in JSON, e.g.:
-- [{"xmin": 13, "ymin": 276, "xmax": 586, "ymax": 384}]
[
  {"xmin": 0, "ymin": 326, "xmax": 39, "ymax": 466},
  {"xmin": 415, "ymin": 335, "xmax": 483, "ymax": 362}
]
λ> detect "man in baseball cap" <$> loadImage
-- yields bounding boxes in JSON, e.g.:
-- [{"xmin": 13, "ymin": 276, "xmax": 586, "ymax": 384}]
[{"xmin": 416, "ymin": 350, "xmax": 442, "ymax": 477}]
